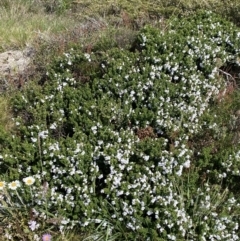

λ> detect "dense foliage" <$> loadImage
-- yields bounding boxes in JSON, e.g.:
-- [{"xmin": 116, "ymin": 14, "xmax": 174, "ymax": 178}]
[{"xmin": 1, "ymin": 11, "xmax": 240, "ymax": 240}]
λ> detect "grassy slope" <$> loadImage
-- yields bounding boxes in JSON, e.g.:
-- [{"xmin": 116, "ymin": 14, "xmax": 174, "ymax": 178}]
[{"xmin": 1, "ymin": 0, "xmax": 240, "ymax": 50}]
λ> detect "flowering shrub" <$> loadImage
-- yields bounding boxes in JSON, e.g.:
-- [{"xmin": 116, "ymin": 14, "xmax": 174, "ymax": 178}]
[{"xmin": 1, "ymin": 11, "xmax": 240, "ymax": 240}]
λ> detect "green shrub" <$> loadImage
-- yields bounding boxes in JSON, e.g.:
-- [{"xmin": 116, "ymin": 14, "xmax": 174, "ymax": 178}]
[
  {"xmin": 38, "ymin": 0, "xmax": 73, "ymax": 14},
  {"xmin": 1, "ymin": 11, "xmax": 240, "ymax": 240}
]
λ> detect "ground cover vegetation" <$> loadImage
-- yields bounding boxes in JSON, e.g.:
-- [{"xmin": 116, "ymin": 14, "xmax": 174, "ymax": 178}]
[{"xmin": 1, "ymin": 1, "xmax": 240, "ymax": 241}]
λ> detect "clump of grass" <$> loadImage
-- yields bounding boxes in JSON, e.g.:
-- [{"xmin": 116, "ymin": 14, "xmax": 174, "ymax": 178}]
[{"xmin": 0, "ymin": 0, "xmax": 76, "ymax": 51}]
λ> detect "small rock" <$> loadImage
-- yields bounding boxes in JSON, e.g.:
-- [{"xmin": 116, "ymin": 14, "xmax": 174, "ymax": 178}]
[{"xmin": 0, "ymin": 47, "xmax": 35, "ymax": 91}]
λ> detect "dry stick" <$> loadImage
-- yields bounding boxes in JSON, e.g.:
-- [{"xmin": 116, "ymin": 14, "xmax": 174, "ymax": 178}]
[{"xmin": 218, "ymin": 68, "xmax": 237, "ymax": 86}]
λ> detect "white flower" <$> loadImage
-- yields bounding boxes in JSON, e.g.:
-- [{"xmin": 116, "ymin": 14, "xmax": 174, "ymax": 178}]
[
  {"xmin": 8, "ymin": 180, "xmax": 20, "ymax": 190},
  {"xmin": 147, "ymin": 210, "xmax": 153, "ymax": 215},
  {"xmin": 4, "ymin": 232, "xmax": 12, "ymax": 239},
  {"xmin": 91, "ymin": 126, "xmax": 97, "ymax": 134},
  {"xmin": 84, "ymin": 53, "xmax": 91, "ymax": 62},
  {"xmin": 33, "ymin": 234, "xmax": 40, "ymax": 241},
  {"xmin": 38, "ymin": 130, "xmax": 48, "ymax": 139},
  {"xmin": 116, "ymin": 190, "xmax": 124, "ymax": 196},
  {"xmin": 176, "ymin": 165, "xmax": 183, "ymax": 176},
  {"xmin": 50, "ymin": 123, "xmax": 57, "ymax": 130},
  {"xmin": 143, "ymin": 155, "xmax": 150, "ymax": 161},
  {"xmin": 61, "ymin": 219, "xmax": 70, "ymax": 225},
  {"xmin": 183, "ymin": 160, "xmax": 191, "ymax": 168},
  {"xmin": 28, "ymin": 220, "xmax": 39, "ymax": 231},
  {"xmin": 0, "ymin": 181, "xmax": 6, "ymax": 190},
  {"xmin": 31, "ymin": 137, "xmax": 37, "ymax": 143},
  {"xmin": 23, "ymin": 176, "xmax": 35, "ymax": 186},
  {"xmin": 97, "ymin": 140, "xmax": 103, "ymax": 145}
]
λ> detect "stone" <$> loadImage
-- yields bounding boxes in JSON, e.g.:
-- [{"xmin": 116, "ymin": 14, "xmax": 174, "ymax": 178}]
[{"xmin": 0, "ymin": 47, "xmax": 35, "ymax": 91}]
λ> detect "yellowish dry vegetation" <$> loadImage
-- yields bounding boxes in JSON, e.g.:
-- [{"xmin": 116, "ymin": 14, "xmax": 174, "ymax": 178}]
[{"xmin": 1, "ymin": 0, "xmax": 240, "ymax": 51}]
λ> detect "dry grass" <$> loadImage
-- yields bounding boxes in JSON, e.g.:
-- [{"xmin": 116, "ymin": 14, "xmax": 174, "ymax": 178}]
[
  {"xmin": 1, "ymin": 0, "xmax": 240, "ymax": 51},
  {"xmin": 0, "ymin": 0, "xmax": 76, "ymax": 51}
]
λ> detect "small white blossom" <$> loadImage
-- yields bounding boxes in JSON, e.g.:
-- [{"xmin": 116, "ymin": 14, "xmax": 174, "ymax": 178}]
[
  {"xmin": 23, "ymin": 176, "xmax": 35, "ymax": 186},
  {"xmin": 8, "ymin": 180, "xmax": 20, "ymax": 190},
  {"xmin": 38, "ymin": 130, "xmax": 48, "ymax": 139},
  {"xmin": 0, "ymin": 181, "xmax": 6, "ymax": 190},
  {"xmin": 31, "ymin": 137, "xmax": 37, "ymax": 143},
  {"xmin": 28, "ymin": 220, "xmax": 39, "ymax": 231}
]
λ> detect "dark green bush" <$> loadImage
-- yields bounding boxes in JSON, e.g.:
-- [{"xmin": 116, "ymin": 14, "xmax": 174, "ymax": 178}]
[{"xmin": 1, "ymin": 11, "xmax": 240, "ymax": 240}]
